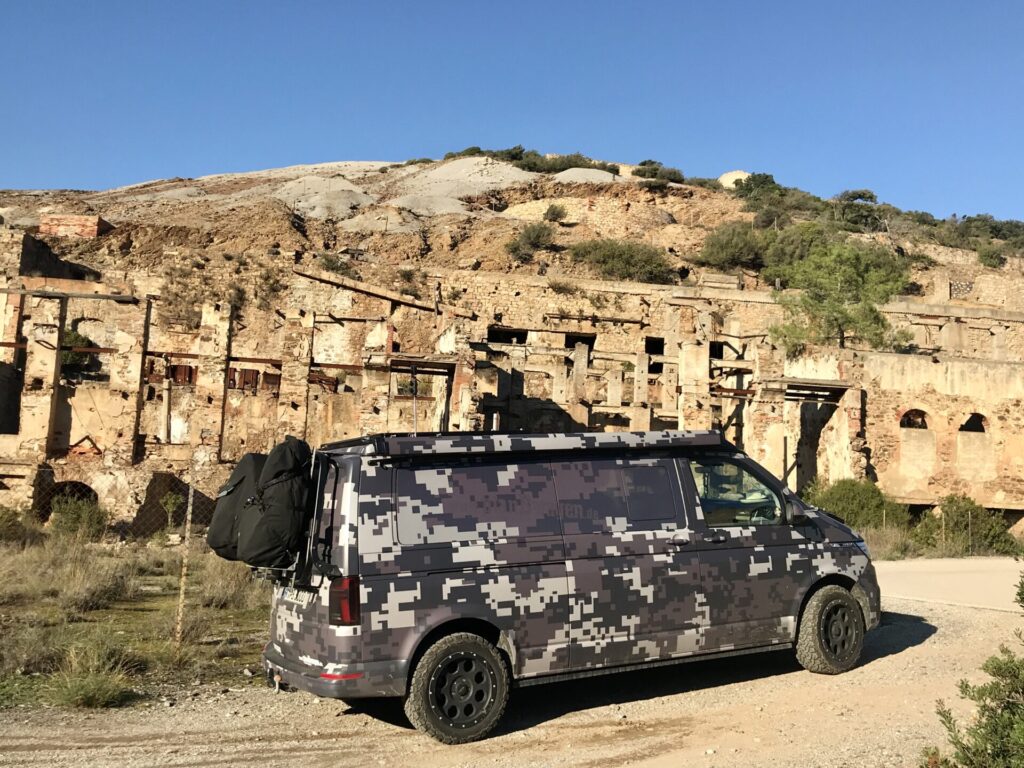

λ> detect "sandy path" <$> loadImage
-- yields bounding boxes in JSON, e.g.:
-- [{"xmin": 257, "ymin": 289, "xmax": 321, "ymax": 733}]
[{"xmin": 2, "ymin": 593, "xmax": 1017, "ymax": 768}]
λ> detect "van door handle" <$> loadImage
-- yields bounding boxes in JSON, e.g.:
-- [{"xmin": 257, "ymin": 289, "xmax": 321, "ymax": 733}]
[
  {"xmin": 669, "ymin": 535, "xmax": 691, "ymax": 548},
  {"xmin": 708, "ymin": 533, "xmax": 730, "ymax": 544}
]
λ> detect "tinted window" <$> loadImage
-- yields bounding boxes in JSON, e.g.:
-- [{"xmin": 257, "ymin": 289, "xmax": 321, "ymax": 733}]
[
  {"xmin": 622, "ymin": 465, "xmax": 676, "ymax": 522},
  {"xmin": 686, "ymin": 457, "xmax": 783, "ymax": 527},
  {"xmin": 395, "ymin": 460, "xmax": 558, "ymax": 545},
  {"xmin": 552, "ymin": 459, "xmax": 678, "ymax": 532},
  {"xmin": 551, "ymin": 459, "xmax": 626, "ymax": 534}
]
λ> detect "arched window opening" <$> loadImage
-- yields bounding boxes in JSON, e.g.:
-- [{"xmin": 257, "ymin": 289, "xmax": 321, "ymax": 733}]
[
  {"xmin": 36, "ymin": 481, "xmax": 98, "ymax": 522},
  {"xmin": 959, "ymin": 413, "xmax": 988, "ymax": 433},
  {"xmin": 900, "ymin": 409, "xmax": 929, "ymax": 429}
]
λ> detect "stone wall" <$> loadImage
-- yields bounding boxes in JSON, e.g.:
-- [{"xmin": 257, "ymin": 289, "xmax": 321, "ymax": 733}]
[{"xmin": 2, "ymin": 235, "xmax": 1024, "ymax": 521}]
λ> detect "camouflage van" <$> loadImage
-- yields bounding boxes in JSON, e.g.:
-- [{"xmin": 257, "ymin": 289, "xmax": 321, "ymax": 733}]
[{"xmin": 263, "ymin": 430, "xmax": 880, "ymax": 743}]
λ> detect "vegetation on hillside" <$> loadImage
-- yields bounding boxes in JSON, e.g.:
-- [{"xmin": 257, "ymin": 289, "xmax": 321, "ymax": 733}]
[
  {"xmin": 445, "ymin": 145, "xmax": 620, "ymax": 175},
  {"xmin": 570, "ymin": 239, "xmax": 676, "ymax": 283},
  {"xmin": 505, "ymin": 222, "xmax": 556, "ymax": 263},
  {"xmin": 632, "ymin": 159, "xmax": 685, "ymax": 183}
]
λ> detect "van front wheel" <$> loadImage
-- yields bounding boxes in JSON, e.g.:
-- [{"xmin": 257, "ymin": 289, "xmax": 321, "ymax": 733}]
[
  {"xmin": 404, "ymin": 632, "xmax": 509, "ymax": 744},
  {"xmin": 796, "ymin": 585, "xmax": 864, "ymax": 674}
]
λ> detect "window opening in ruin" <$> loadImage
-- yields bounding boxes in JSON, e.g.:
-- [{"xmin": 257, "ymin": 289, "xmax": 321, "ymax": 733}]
[
  {"xmin": 959, "ymin": 413, "xmax": 988, "ymax": 433},
  {"xmin": 167, "ymin": 364, "xmax": 198, "ymax": 385},
  {"xmin": 900, "ymin": 409, "xmax": 929, "ymax": 429},
  {"xmin": 646, "ymin": 336, "xmax": 665, "ymax": 374},
  {"xmin": 227, "ymin": 368, "xmax": 260, "ymax": 392},
  {"xmin": 261, "ymin": 372, "xmax": 282, "ymax": 394},
  {"xmin": 564, "ymin": 332, "xmax": 596, "ymax": 351},
  {"xmin": 709, "ymin": 341, "xmax": 726, "ymax": 360},
  {"xmin": 396, "ymin": 374, "xmax": 433, "ymax": 397},
  {"xmin": 487, "ymin": 326, "xmax": 528, "ymax": 345}
]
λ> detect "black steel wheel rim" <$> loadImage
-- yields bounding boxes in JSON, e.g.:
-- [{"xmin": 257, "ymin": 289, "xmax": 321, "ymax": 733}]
[
  {"xmin": 427, "ymin": 651, "xmax": 496, "ymax": 729},
  {"xmin": 820, "ymin": 601, "xmax": 856, "ymax": 660}
]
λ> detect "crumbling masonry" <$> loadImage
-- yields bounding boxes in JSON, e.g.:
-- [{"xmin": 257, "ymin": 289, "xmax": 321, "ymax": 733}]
[{"xmin": 2, "ymin": 223, "xmax": 1023, "ymax": 525}]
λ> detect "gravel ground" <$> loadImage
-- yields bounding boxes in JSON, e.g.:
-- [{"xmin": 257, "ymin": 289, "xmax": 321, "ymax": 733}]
[{"xmin": 2, "ymin": 596, "xmax": 1016, "ymax": 768}]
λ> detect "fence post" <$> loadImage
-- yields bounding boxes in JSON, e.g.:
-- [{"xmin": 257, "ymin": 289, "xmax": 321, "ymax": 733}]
[{"xmin": 173, "ymin": 467, "xmax": 196, "ymax": 647}]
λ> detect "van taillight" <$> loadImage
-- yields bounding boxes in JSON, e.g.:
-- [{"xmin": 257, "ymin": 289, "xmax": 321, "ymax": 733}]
[{"xmin": 329, "ymin": 576, "xmax": 360, "ymax": 626}]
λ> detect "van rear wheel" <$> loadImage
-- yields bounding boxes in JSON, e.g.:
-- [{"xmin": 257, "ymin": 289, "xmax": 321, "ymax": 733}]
[
  {"xmin": 796, "ymin": 585, "xmax": 865, "ymax": 674},
  {"xmin": 404, "ymin": 632, "xmax": 509, "ymax": 744}
]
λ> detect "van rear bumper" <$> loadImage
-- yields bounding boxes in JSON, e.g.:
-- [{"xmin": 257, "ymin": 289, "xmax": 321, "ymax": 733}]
[{"xmin": 263, "ymin": 644, "xmax": 408, "ymax": 699}]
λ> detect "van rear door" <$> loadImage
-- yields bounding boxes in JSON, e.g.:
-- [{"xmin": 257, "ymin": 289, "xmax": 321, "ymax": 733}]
[{"xmin": 267, "ymin": 453, "xmax": 360, "ymax": 670}]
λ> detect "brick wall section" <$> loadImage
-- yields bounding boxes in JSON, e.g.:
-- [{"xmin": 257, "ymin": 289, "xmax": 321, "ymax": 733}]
[{"xmin": 38, "ymin": 214, "xmax": 112, "ymax": 238}]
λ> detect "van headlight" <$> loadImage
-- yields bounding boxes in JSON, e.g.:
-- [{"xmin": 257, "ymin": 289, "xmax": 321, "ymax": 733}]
[{"xmin": 854, "ymin": 540, "xmax": 870, "ymax": 558}]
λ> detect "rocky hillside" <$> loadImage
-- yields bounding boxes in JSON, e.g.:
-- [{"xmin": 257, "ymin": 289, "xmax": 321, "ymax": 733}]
[{"xmin": 0, "ymin": 151, "xmax": 1019, "ymax": 313}]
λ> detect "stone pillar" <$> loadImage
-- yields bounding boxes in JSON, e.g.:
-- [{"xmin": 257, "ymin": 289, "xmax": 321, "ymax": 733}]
[
  {"xmin": 744, "ymin": 386, "xmax": 788, "ymax": 484},
  {"xmin": 19, "ymin": 296, "xmax": 66, "ymax": 460},
  {"xmin": 567, "ymin": 343, "xmax": 590, "ymax": 428},
  {"xmin": 192, "ymin": 302, "xmax": 232, "ymax": 464},
  {"xmin": 678, "ymin": 339, "xmax": 712, "ymax": 430},
  {"xmin": 276, "ymin": 311, "xmax": 314, "ymax": 439},
  {"xmin": 605, "ymin": 369, "xmax": 623, "ymax": 408}
]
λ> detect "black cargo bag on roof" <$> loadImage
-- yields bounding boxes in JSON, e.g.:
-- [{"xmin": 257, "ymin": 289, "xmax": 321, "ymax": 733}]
[
  {"xmin": 235, "ymin": 436, "xmax": 314, "ymax": 569},
  {"xmin": 207, "ymin": 452, "xmax": 267, "ymax": 561}
]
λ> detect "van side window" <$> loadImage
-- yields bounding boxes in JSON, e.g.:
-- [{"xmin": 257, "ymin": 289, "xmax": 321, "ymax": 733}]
[
  {"xmin": 552, "ymin": 459, "xmax": 679, "ymax": 532},
  {"xmin": 394, "ymin": 460, "xmax": 559, "ymax": 545},
  {"xmin": 551, "ymin": 459, "xmax": 626, "ymax": 534},
  {"xmin": 622, "ymin": 465, "xmax": 676, "ymax": 522},
  {"xmin": 686, "ymin": 457, "xmax": 783, "ymax": 527}
]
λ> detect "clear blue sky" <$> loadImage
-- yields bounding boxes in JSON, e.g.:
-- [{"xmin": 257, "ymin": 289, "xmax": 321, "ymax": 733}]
[{"xmin": 2, "ymin": 1, "xmax": 1022, "ymax": 219}]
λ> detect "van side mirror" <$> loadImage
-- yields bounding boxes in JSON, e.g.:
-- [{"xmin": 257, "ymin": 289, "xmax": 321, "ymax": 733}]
[{"xmin": 786, "ymin": 500, "xmax": 810, "ymax": 526}]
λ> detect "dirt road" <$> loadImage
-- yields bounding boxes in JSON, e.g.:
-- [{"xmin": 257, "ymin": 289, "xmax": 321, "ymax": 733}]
[
  {"xmin": 875, "ymin": 556, "xmax": 1022, "ymax": 612},
  {"xmin": 3, "ymin": 585, "xmax": 1020, "ymax": 767}
]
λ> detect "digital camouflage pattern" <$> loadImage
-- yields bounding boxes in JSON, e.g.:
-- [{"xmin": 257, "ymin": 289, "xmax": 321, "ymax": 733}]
[{"xmin": 265, "ymin": 431, "xmax": 880, "ymax": 698}]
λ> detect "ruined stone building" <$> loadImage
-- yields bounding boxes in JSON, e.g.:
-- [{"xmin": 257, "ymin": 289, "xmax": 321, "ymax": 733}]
[{"xmin": 2, "ymin": 217, "xmax": 1023, "ymax": 526}]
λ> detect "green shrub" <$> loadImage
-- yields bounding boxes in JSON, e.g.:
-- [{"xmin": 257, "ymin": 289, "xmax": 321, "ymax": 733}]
[
  {"xmin": 548, "ymin": 279, "xmax": 580, "ymax": 295},
  {"xmin": 762, "ymin": 222, "xmax": 836, "ymax": 282},
  {"xmin": 638, "ymin": 178, "xmax": 670, "ymax": 191},
  {"xmin": 61, "ymin": 328, "xmax": 96, "ymax": 368},
  {"xmin": 543, "ymin": 204, "xmax": 568, "ymax": 223},
  {"xmin": 686, "ymin": 177, "xmax": 723, "ymax": 191},
  {"xmin": 321, "ymin": 253, "xmax": 358, "ymax": 279},
  {"xmin": 753, "ymin": 207, "xmax": 792, "ymax": 230},
  {"xmin": 570, "ymin": 239, "xmax": 675, "ymax": 284},
  {"xmin": 505, "ymin": 223, "xmax": 555, "ymax": 264},
  {"xmin": 443, "ymin": 145, "xmax": 618, "ymax": 175},
  {"xmin": 48, "ymin": 643, "xmax": 138, "ymax": 708},
  {"xmin": 803, "ymin": 478, "xmax": 910, "ymax": 530},
  {"xmin": 49, "ymin": 495, "xmax": 109, "ymax": 541},
  {"xmin": 977, "ymin": 242, "xmax": 1008, "ymax": 269},
  {"xmin": 911, "ymin": 495, "xmax": 1017, "ymax": 556},
  {"xmin": 0, "ymin": 507, "xmax": 43, "ymax": 546},
  {"xmin": 632, "ymin": 161, "xmax": 684, "ymax": 183},
  {"xmin": 696, "ymin": 221, "xmax": 765, "ymax": 270}
]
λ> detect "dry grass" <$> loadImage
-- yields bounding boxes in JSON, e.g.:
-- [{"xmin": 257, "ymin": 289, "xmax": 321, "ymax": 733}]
[
  {"xmin": 861, "ymin": 526, "xmax": 918, "ymax": 560},
  {"xmin": 1, "ymin": 536, "xmax": 270, "ymax": 708},
  {"xmin": 194, "ymin": 553, "xmax": 271, "ymax": 610},
  {"xmin": 47, "ymin": 639, "xmax": 143, "ymax": 708},
  {"xmin": 0, "ymin": 539, "xmax": 141, "ymax": 614}
]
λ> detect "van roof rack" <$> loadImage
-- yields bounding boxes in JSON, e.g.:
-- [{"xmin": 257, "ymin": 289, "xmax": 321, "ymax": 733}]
[{"xmin": 320, "ymin": 429, "xmax": 726, "ymax": 458}]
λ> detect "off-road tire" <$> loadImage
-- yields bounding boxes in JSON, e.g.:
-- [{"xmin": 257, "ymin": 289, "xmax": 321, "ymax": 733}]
[
  {"xmin": 796, "ymin": 585, "xmax": 865, "ymax": 674},
  {"xmin": 403, "ymin": 632, "xmax": 509, "ymax": 744}
]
